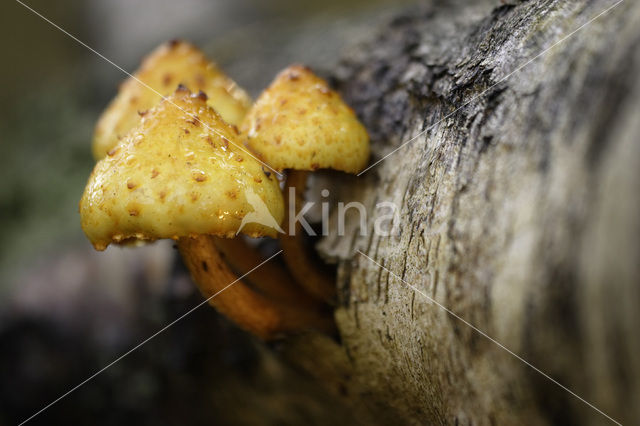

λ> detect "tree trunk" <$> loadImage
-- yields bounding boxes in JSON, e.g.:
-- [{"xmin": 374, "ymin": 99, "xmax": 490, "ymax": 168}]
[{"xmin": 287, "ymin": 1, "xmax": 640, "ymax": 425}]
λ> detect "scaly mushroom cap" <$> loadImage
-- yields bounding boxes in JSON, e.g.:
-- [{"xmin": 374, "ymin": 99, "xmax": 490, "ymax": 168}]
[
  {"xmin": 92, "ymin": 40, "xmax": 251, "ymax": 160},
  {"xmin": 241, "ymin": 65, "xmax": 369, "ymax": 173},
  {"xmin": 80, "ymin": 88, "xmax": 284, "ymax": 251}
]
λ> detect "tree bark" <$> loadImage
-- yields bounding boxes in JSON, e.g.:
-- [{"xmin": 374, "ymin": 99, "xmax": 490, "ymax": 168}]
[{"xmin": 289, "ymin": 1, "xmax": 640, "ymax": 425}]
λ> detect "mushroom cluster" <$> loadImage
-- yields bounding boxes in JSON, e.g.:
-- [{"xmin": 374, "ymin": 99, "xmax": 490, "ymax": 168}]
[{"xmin": 80, "ymin": 40, "xmax": 369, "ymax": 339}]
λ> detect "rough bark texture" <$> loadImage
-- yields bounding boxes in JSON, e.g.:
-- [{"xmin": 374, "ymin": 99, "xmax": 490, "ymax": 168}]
[{"xmin": 298, "ymin": 1, "xmax": 640, "ymax": 425}]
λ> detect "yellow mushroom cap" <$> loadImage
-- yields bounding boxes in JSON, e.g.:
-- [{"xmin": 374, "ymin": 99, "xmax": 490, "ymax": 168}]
[
  {"xmin": 80, "ymin": 87, "xmax": 284, "ymax": 251},
  {"xmin": 92, "ymin": 39, "xmax": 251, "ymax": 160},
  {"xmin": 241, "ymin": 65, "xmax": 369, "ymax": 173}
]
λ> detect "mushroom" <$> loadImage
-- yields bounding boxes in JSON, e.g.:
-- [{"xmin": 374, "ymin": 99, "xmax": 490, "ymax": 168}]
[
  {"xmin": 80, "ymin": 87, "xmax": 333, "ymax": 339},
  {"xmin": 240, "ymin": 65, "xmax": 370, "ymax": 302},
  {"xmin": 92, "ymin": 39, "xmax": 251, "ymax": 160},
  {"xmin": 89, "ymin": 39, "xmax": 287, "ymax": 297}
]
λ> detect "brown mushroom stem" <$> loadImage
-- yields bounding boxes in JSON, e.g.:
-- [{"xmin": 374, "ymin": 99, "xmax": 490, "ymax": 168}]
[
  {"xmin": 279, "ymin": 170, "xmax": 337, "ymax": 303},
  {"xmin": 178, "ymin": 235, "xmax": 335, "ymax": 340},
  {"xmin": 213, "ymin": 237, "xmax": 320, "ymax": 307}
]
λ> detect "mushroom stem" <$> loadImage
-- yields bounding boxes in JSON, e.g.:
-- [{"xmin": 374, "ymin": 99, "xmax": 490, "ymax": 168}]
[
  {"xmin": 279, "ymin": 170, "xmax": 337, "ymax": 303},
  {"xmin": 178, "ymin": 235, "xmax": 335, "ymax": 340},
  {"xmin": 213, "ymin": 237, "xmax": 320, "ymax": 307}
]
